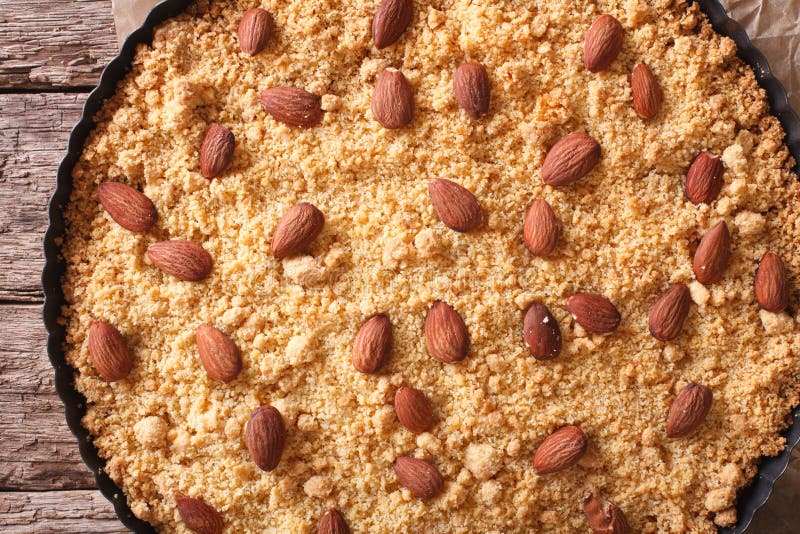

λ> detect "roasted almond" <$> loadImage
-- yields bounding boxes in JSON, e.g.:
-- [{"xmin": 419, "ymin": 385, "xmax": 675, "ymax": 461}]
[
  {"xmin": 271, "ymin": 202, "xmax": 325, "ymax": 259},
  {"xmin": 685, "ymin": 152, "xmax": 724, "ymax": 204},
  {"xmin": 755, "ymin": 251, "xmax": 790, "ymax": 312},
  {"xmin": 541, "ymin": 131, "xmax": 601, "ymax": 187},
  {"xmin": 453, "ymin": 62, "xmax": 490, "ymax": 119},
  {"xmin": 523, "ymin": 302, "xmax": 562, "ymax": 361},
  {"xmin": 372, "ymin": 69, "xmax": 414, "ymax": 129},
  {"xmin": 566, "ymin": 293, "xmax": 621, "ymax": 334},
  {"xmin": 648, "ymin": 283, "xmax": 691, "ymax": 342},
  {"xmin": 631, "ymin": 63, "xmax": 663, "ymax": 119},
  {"xmin": 583, "ymin": 492, "xmax": 631, "ymax": 534},
  {"xmin": 245, "ymin": 405, "xmax": 286, "ymax": 471},
  {"xmin": 196, "ymin": 325, "xmax": 242, "ymax": 383},
  {"xmin": 523, "ymin": 199, "xmax": 559, "ymax": 256},
  {"xmin": 395, "ymin": 386, "xmax": 434, "ymax": 433},
  {"xmin": 88, "ymin": 320, "xmax": 133, "ymax": 382},
  {"xmin": 425, "ymin": 300, "xmax": 469, "ymax": 364},
  {"xmin": 238, "ymin": 8, "xmax": 274, "ymax": 56},
  {"xmin": 666, "ymin": 382, "xmax": 713, "ymax": 438},
  {"xmin": 393, "ymin": 456, "xmax": 444, "ymax": 499},
  {"xmin": 176, "ymin": 496, "xmax": 223, "ymax": 534},
  {"xmin": 147, "ymin": 240, "xmax": 213, "ymax": 282},
  {"xmin": 260, "ymin": 87, "xmax": 322, "ymax": 128},
  {"xmin": 372, "ymin": 0, "xmax": 413, "ymax": 49},
  {"xmin": 352, "ymin": 314, "xmax": 392, "ymax": 374},
  {"xmin": 199, "ymin": 124, "xmax": 235, "ymax": 179},
  {"xmin": 584, "ymin": 14, "xmax": 625, "ymax": 73},
  {"xmin": 318, "ymin": 509, "xmax": 350, "ymax": 534},
  {"xmin": 692, "ymin": 221, "xmax": 731, "ymax": 285},
  {"xmin": 97, "ymin": 182, "xmax": 157, "ymax": 232},
  {"xmin": 428, "ymin": 178, "xmax": 482, "ymax": 232},
  {"xmin": 533, "ymin": 425, "xmax": 588, "ymax": 474}
]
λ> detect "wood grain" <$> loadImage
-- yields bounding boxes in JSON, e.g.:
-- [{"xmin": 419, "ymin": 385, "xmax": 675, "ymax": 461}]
[{"xmin": 0, "ymin": 490, "xmax": 126, "ymax": 534}]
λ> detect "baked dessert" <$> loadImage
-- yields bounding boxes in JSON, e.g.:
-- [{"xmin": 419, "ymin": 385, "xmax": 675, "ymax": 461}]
[{"xmin": 60, "ymin": 0, "xmax": 800, "ymax": 532}]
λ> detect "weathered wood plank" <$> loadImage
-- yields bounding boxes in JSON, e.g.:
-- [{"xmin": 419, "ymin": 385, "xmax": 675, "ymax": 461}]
[
  {"xmin": 0, "ymin": 0, "xmax": 117, "ymax": 89},
  {"xmin": 0, "ymin": 490, "xmax": 125, "ymax": 534}
]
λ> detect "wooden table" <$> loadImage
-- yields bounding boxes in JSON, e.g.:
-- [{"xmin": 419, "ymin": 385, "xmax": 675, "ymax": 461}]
[{"xmin": 0, "ymin": 1, "xmax": 797, "ymax": 532}]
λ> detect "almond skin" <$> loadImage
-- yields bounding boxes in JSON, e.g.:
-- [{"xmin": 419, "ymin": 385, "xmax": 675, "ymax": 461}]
[
  {"xmin": 176, "ymin": 496, "xmax": 223, "ymax": 534},
  {"xmin": 245, "ymin": 405, "xmax": 286, "ymax": 471},
  {"xmin": 196, "ymin": 325, "xmax": 242, "ymax": 383},
  {"xmin": 238, "ymin": 8, "xmax": 274, "ymax": 56},
  {"xmin": 199, "ymin": 124, "xmax": 235, "ymax": 179},
  {"xmin": 260, "ymin": 87, "xmax": 322, "ymax": 128},
  {"xmin": 685, "ymin": 152, "xmax": 724, "ymax": 204},
  {"xmin": 583, "ymin": 492, "xmax": 631, "ymax": 534},
  {"xmin": 271, "ymin": 202, "xmax": 325, "ymax": 259},
  {"xmin": 372, "ymin": 69, "xmax": 414, "ymax": 129},
  {"xmin": 428, "ymin": 178, "xmax": 482, "ymax": 232},
  {"xmin": 395, "ymin": 386, "xmax": 434, "ymax": 433},
  {"xmin": 533, "ymin": 425, "xmax": 588, "ymax": 474},
  {"xmin": 393, "ymin": 456, "xmax": 444, "ymax": 499},
  {"xmin": 541, "ymin": 131, "xmax": 601, "ymax": 187},
  {"xmin": 352, "ymin": 314, "xmax": 392, "ymax": 373},
  {"xmin": 523, "ymin": 199, "xmax": 559, "ymax": 256},
  {"xmin": 88, "ymin": 320, "xmax": 133, "ymax": 382},
  {"xmin": 666, "ymin": 383, "xmax": 713, "ymax": 438},
  {"xmin": 147, "ymin": 240, "xmax": 213, "ymax": 282},
  {"xmin": 692, "ymin": 221, "xmax": 731, "ymax": 284},
  {"xmin": 648, "ymin": 283, "xmax": 691, "ymax": 342},
  {"xmin": 425, "ymin": 300, "xmax": 469, "ymax": 364},
  {"xmin": 97, "ymin": 182, "xmax": 157, "ymax": 232},
  {"xmin": 523, "ymin": 302, "xmax": 562, "ymax": 361},
  {"xmin": 318, "ymin": 509, "xmax": 350, "ymax": 534},
  {"xmin": 566, "ymin": 293, "xmax": 621, "ymax": 334},
  {"xmin": 755, "ymin": 251, "xmax": 790, "ymax": 312},
  {"xmin": 372, "ymin": 0, "xmax": 413, "ymax": 49},
  {"xmin": 631, "ymin": 63, "xmax": 663, "ymax": 119},
  {"xmin": 453, "ymin": 62, "xmax": 490, "ymax": 119},
  {"xmin": 584, "ymin": 14, "xmax": 625, "ymax": 73}
]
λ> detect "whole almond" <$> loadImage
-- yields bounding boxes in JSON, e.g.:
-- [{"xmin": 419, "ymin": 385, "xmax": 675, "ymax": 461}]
[
  {"xmin": 583, "ymin": 492, "xmax": 631, "ymax": 534},
  {"xmin": 755, "ymin": 251, "xmax": 790, "ymax": 312},
  {"xmin": 271, "ymin": 202, "xmax": 325, "ymax": 259},
  {"xmin": 196, "ymin": 325, "xmax": 242, "ymax": 383},
  {"xmin": 566, "ymin": 293, "xmax": 621, "ymax": 334},
  {"xmin": 425, "ymin": 300, "xmax": 469, "ymax": 364},
  {"xmin": 393, "ymin": 456, "xmax": 444, "ymax": 499},
  {"xmin": 199, "ymin": 124, "xmax": 235, "ymax": 179},
  {"xmin": 245, "ymin": 405, "xmax": 286, "ymax": 471},
  {"xmin": 372, "ymin": 0, "xmax": 413, "ymax": 49},
  {"xmin": 523, "ymin": 199, "xmax": 559, "ymax": 256},
  {"xmin": 692, "ymin": 221, "xmax": 731, "ymax": 284},
  {"xmin": 584, "ymin": 14, "xmax": 625, "ymax": 72},
  {"xmin": 238, "ymin": 8, "xmax": 274, "ymax": 56},
  {"xmin": 533, "ymin": 425, "xmax": 588, "ymax": 474},
  {"xmin": 260, "ymin": 87, "xmax": 322, "ymax": 128},
  {"xmin": 631, "ymin": 63, "xmax": 663, "ymax": 119},
  {"xmin": 97, "ymin": 182, "xmax": 157, "ymax": 232},
  {"xmin": 318, "ymin": 509, "xmax": 350, "ymax": 534},
  {"xmin": 523, "ymin": 302, "xmax": 562, "ymax": 361},
  {"xmin": 428, "ymin": 178, "xmax": 482, "ymax": 232},
  {"xmin": 685, "ymin": 152, "xmax": 724, "ymax": 204},
  {"xmin": 352, "ymin": 314, "xmax": 392, "ymax": 374},
  {"xmin": 453, "ymin": 62, "xmax": 490, "ymax": 119},
  {"xmin": 395, "ymin": 386, "xmax": 434, "ymax": 433},
  {"xmin": 176, "ymin": 496, "xmax": 223, "ymax": 534},
  {"xmin": 147, "ymin": 240, "xmax": 213, "ymax": 282},
  {"xmin": 666, "ymin": 382, "xmax": 713, "ymax": 438},
  {"xmin": 372, "ymin": 69, "xmax": 414, "ymax": 129},
  {"xmin": 541, "ymin": 131, "xmax": 601, "ymax": 187},
  {"xmin": 648, "ymin": 283, "xmax": 691, "ymax": 342},
  {"xmin": 88, "ymin": 320, "xmax": 133, "ymax": 382}
]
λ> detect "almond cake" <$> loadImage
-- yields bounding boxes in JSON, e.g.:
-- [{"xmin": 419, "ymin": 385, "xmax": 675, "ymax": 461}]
[{"xmin": 60, "ymin": 0, "xmax": 800, "ymax": 532}]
